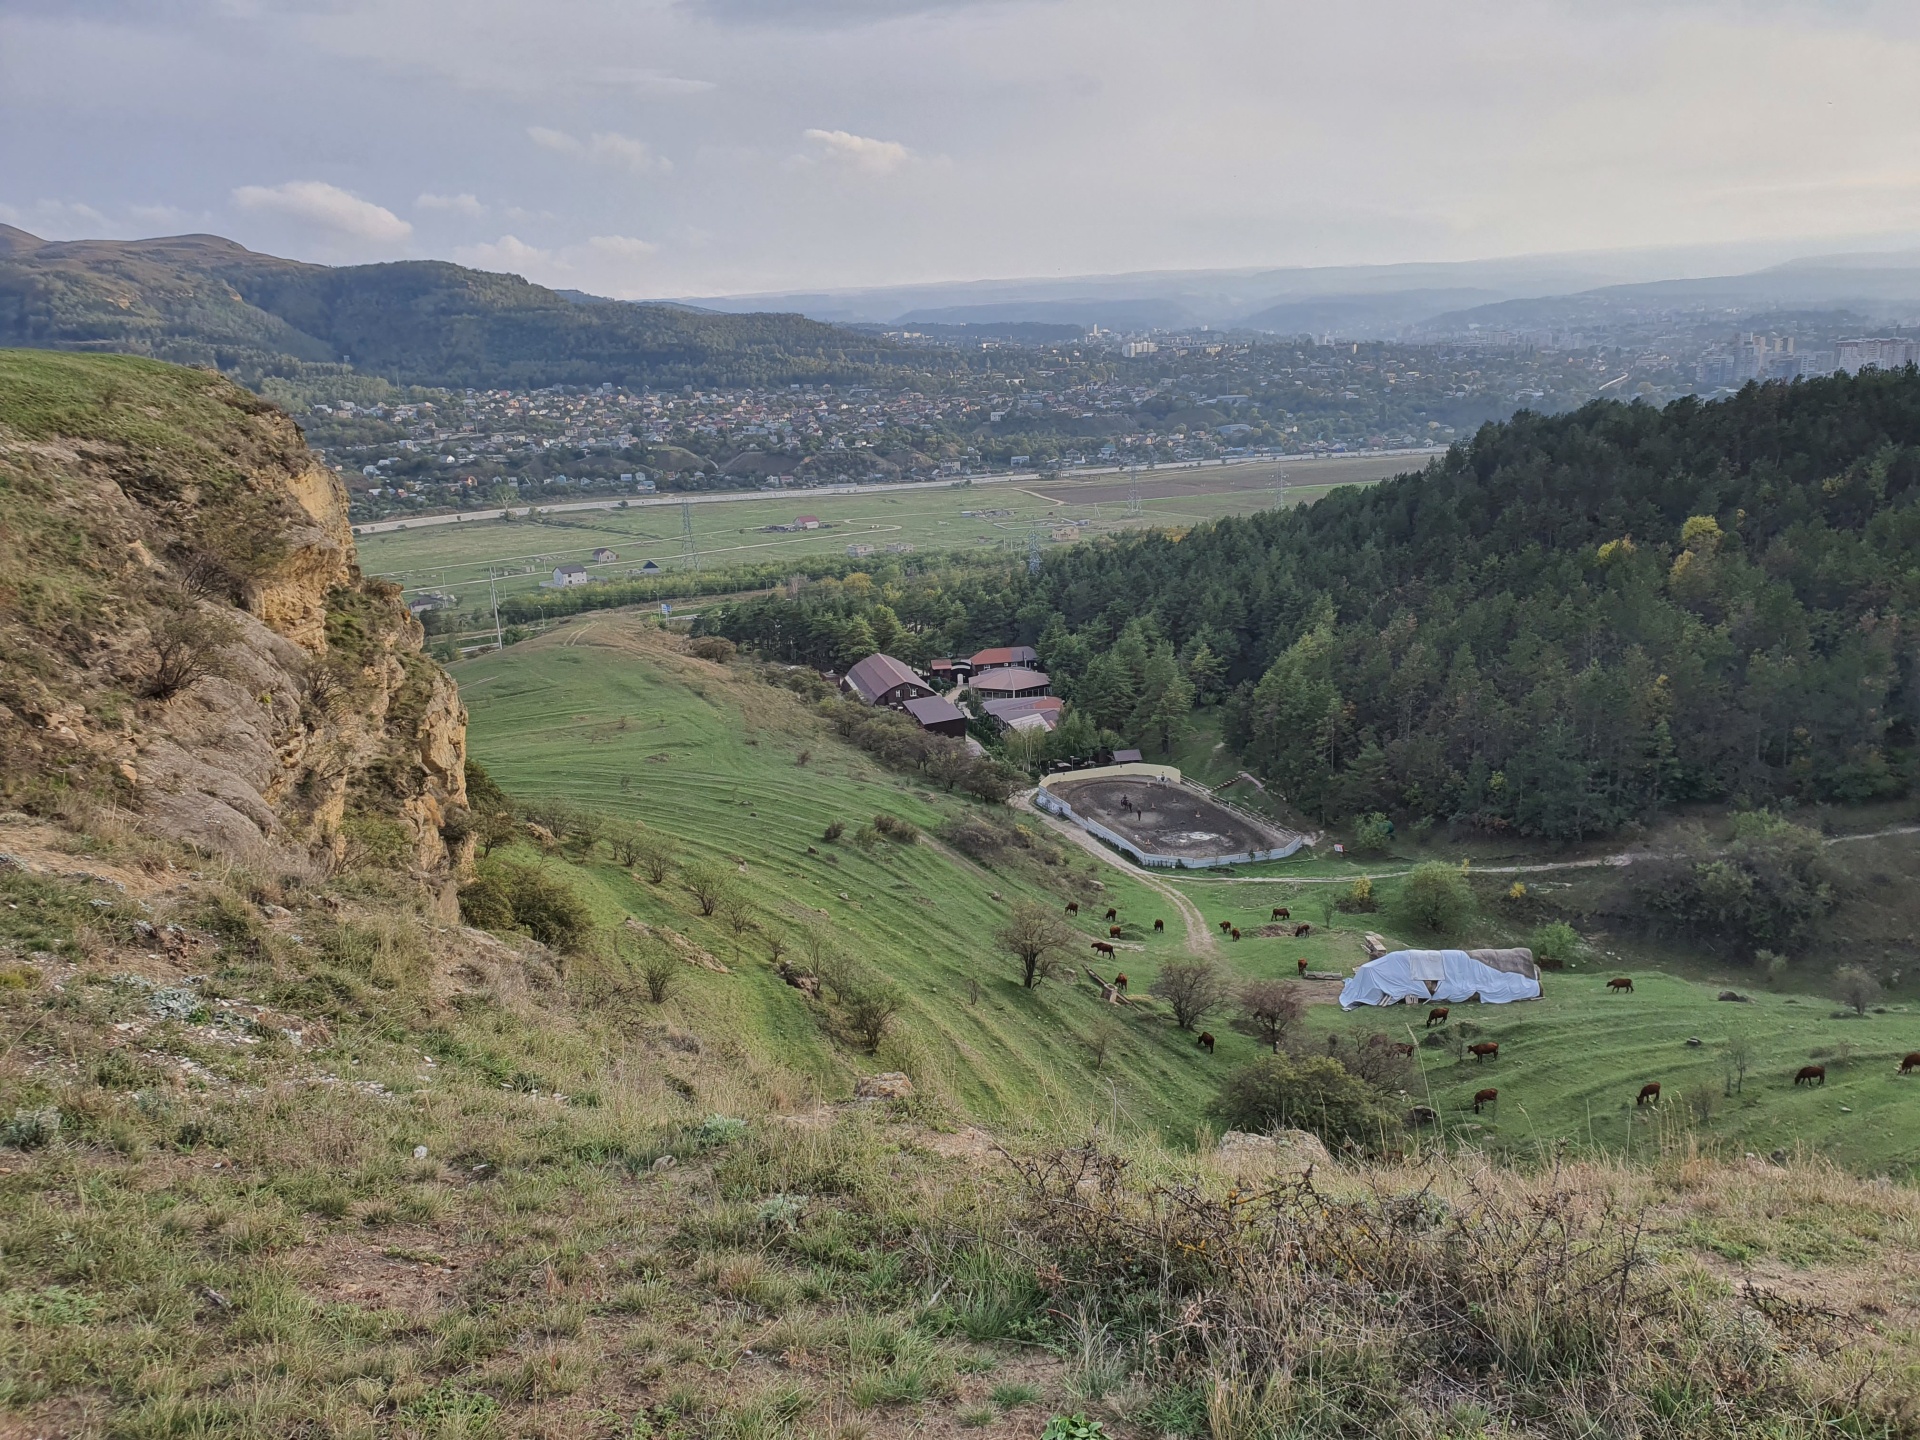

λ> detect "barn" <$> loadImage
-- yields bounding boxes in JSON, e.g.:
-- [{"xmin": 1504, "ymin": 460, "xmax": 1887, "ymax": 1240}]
[
  {"xmin": 841, "ymin": 653, "xmax": 935, "ymax": 708},
  {"xmin": 902, "ymin": 694, "xmax": 969, "ymax": 738},
  {"xmin": 1339, "ymin": 949, "xmax": 1542, "ymax": 1010}
]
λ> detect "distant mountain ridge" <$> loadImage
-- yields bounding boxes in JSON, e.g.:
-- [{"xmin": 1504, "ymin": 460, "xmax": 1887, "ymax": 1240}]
[{"xmin": 0, "ymin": 227, "xmax": 919, "ymax": 391}]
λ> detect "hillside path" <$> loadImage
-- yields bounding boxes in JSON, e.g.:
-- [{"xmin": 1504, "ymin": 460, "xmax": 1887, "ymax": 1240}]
[
  {"xmin": 1015, "ymin": 791, "xmax": 1217, "ymax": 955},
  {"xmin": 1166, "ymin": 821, "xmax": 1920, "ymax": 886}
]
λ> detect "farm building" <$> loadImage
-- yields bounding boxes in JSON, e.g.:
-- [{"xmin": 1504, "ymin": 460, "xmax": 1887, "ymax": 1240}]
[
  {"xmin": 549, "ymin": 564, "xmax": 592, "ymax": 588},
  {"xmin": 902, "ymin": 695, "xmax": 969, "ymax": 738},
  {"xmin": 841, "ymin": 653, "xmax": 935, "ymax": 708},
  {"xmin": 982, "ymin": 695, "xmax": 1062, "ymax": 732},
  {"xmin": 1339, "ymin": 949, "xmax": 1542, "ymax": 1010},
  {"xmin": 971, "ymin": 666, "xmax": 1051, "ymax": 700},
  {"xmin": 929, "ymin": 658, "xmax": 970, "ymax": 685},
  {"xmin": 592, "ymin": 548, "xmax": 619, "ymax": 563},
  {"xmin": 969, "ymin": 645, "xmax": 1038, "ymax": 671}
]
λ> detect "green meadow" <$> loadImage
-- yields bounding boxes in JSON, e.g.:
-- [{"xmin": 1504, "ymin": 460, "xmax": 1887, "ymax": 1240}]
[
  {"xmin": 456, "ymin": 609, "xmax": 1920, "ymax": 1171},
  {"xmin": 360, "ymin": 452, "xmax": 1419, "ymax": 607}
]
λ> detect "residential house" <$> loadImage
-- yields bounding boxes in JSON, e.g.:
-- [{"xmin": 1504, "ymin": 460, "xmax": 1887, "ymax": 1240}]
[
  {"xmin": 550, "ymin": 564, "xmax": 592, "ymax": 588},
  {"xmin": 841, "ymin": 653, "xmax": 935, "ymax": 708},
  {"xmin": 970, "ymin": 666, "xmax": 1051, "ymax": 701},
  {"xmin": 592, "ymin": 547, "xmax": 619, "ymax": 564},
  {"xmin": 968, "ymin": 645, "xmax": 1039, "ymax": 672}
]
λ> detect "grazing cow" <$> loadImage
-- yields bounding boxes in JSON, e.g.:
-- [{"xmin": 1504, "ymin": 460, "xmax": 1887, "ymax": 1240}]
[
  {"xmin": 1409, "ymin": 1104, "xmax": 1439, "ymax": 1125},
  {"xmin": 1469, "ymin": 1042, "xmax": 1500, "ymax": 1062},
  {"xmin": 1426, "ymin": 1007, "xmax": 1450, "ymax": 1028},
  {"xmin": 1109, "ymin": 925, "xmax": 1123, "ymax": 938},
  {"xmin": 1219, "ymin": 920, "xmax": 1233, "ymax": 934},
  {"xmin": 1271, "ymin": 907, "xmax": 1291, "ymax": 921},
  {"xmin": 1105, "ymin": 907, "xmax": 1117, "ymax": 922},
  {"xmin": 1794, "ymin": 1064, "xmax": 1826, "ymax": 1087},
  {"xmin": 1153, "ymin": 918, "xmax": 1164, "ymax": 933},
  {"xmin": 1636, "ymin": 1082, "xmax": 1661, "ymax": 1107},
  {"xmin": 1293, "ymin": 923, "xmax": 1312, "ymax": 938},
  {"xmin": 1901, "ymin": 1052, "xmax": 1920, "ymax": 1075},
  {"xmin": 1065, "ymin": 902, "xmax": 1079, "ymax": 916},
  {"xmin": 1196, "ymin": 1031, "xmax": 1216, "ymax": 1054},
  {"xmin": 1297, "ymin": 957, "xmax": 1309, "ymax": 977},
  {"xmin": 1607, "ymin": 977, "xmax": 1634, "ymax": 994},
  {"xmin": 1390, "ymin": 1042, "xmax": 1415, "ymax": 1057},
  {"xmin": 1091, "ymin": 941, "xmax": 1115, "ymax": 958},
  {"xmin": 1230, "ymin": 928, "xmax": 1241, "ymax": 941},
  {"xmin": 1473, "ymin": 1088, "xmax": 1498, "ymax": 1114},
  {"xmin": 1113, "ymin": 973, "xmax": 1128, "ymax": 993}
]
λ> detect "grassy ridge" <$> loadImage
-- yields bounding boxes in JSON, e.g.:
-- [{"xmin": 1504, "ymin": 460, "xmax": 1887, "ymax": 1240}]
[{"xmin": 455, "ymin": 615, "xmax": 1233, "ymax": 1137}]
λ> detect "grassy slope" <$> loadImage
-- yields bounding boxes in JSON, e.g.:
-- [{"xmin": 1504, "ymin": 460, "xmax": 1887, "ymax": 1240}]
[
  {"xmin": 455, "ymin": 613, "xmax": 1230, "ymax": 1139},
  {"xmin": 461, "ymin": 612, "xmax": 1920, "ymax": 1175}
]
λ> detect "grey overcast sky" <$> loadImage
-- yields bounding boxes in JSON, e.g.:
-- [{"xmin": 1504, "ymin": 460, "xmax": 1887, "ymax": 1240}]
[{"xmin": 4, "ymin": 0, "xmax": 1920, "ymax": 298}]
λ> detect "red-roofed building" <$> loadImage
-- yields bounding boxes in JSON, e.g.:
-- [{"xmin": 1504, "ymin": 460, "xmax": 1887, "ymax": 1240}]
[{"xmin": 969, "ymin": 645, "xmax": 1039, "ymax": 671}]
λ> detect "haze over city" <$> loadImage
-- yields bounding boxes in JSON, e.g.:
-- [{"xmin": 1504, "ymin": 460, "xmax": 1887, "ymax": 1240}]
[{"xmin": 8, "ymin": 0, "xmax": 1920, "ymax": 298}]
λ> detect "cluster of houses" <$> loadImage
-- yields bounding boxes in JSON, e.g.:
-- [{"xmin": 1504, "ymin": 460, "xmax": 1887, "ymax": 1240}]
[{"xmin": 839, "ymin": 644, "xmax": 1065, "ymax": 740}]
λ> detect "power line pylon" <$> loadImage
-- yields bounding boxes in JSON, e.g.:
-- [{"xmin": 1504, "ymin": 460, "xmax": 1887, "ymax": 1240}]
[{"xmin": 679, "ymin": 498, "xmax": 699, "ymax": 572}]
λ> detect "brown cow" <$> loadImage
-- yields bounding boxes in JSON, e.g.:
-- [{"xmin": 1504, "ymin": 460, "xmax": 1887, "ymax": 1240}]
[
  {"xmin": 1065, "ymin": 902, "xmax": 1079, "ymax": 916},
  {"xmin": 1389, "ymin": 1042, "xmax": 1415, "ymax": 1057},
  {"xmin": 1219, "ymin": 920, "xmax": 1233, "ymax": 934},
  {"xmin": 1113, "ymin": 973, "xmax": 1128, "ymax": 993},
  {"xmin": 1196, "ymin": 1031, "xmax": 1216, "ymax": 1054},
  {"xmin": 1271, "ymin": 907, "xmax": 1291, "ymax": 921},
  {"xmin": 1105, "ymin": 907, "xmax": 1117, "ymax": 921},
  {"xmin": 1607, "ymin": 977, "xmax": 1634, "ymax": 994},
  {"xmin": 1109, "ymin": 925, "xmax": 1123, "ymax": 938},
  {"xmin": 1409, "ymin": 1104, "xmax": 1439, "ymax": 1124},
  {"xmin": 1297, "ymin": 957, "xmax": 1309, "ymax": 977},
  {"xmin": 1153, "ymin": 918, "xmax": 1164, "ymax": 933},
  {"xmin": 1230, "ymin": 928, "xmax": 1241, "ymax": 941},
  {"xmin": 1901, "ymin": 1052, "xmax": 1920, "ymax": 1075},
  {"xmin": 1293, "ymin": 923, "xmax": 1312, "ymax": 938},
  {"xmin": 1794, "ymin": 1065, "xmax": 1825, "ymax": 1087},
  {"xmin": 1091, "ymin": 941, "xmax": 1115, "ymax": 958},
  {"xmin": 1469, "ymin": 1042, "xmax": 1500, "ymax": 1062},
  {"xmin": 1473, "ymin": 1088, "xmax": 1498, "ymax": 1113},
  {"xmin": 1426, "ymin": 1007, "xmax": 1450, "ymax": 1028},
  {"xmin": 1636, "ymin": 1082, "xmax": 1661, "ymax": 1107}
]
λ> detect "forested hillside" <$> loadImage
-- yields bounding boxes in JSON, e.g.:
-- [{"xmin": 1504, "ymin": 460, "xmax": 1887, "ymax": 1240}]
[
  {"xmin": 710, "ymin": 370, "xmax": 1920, "ymax": 838},
  {"xmin": 0, "ymin": 225, "xmax": 923, "ymax": 391}
]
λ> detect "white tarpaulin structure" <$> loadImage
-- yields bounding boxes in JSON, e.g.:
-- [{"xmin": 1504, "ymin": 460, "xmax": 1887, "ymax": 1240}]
[{"xmin": 1339, "ymin": 949, "xmax": 1542, "ymax": 1010}]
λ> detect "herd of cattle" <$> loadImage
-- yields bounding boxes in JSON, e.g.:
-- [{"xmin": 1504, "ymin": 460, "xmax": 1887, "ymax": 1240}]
[{"xmin": 1062, "ymin": 897, "xmax": 1913, "ymax": 1119}]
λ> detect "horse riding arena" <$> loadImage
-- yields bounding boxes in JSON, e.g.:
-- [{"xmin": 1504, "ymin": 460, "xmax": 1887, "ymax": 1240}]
[{"xmin": 1038, "ymin": 768, "xmax": 1306, "ymax": 867}]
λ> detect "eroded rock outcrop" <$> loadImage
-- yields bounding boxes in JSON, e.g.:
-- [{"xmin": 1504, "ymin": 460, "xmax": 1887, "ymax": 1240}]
[{"xmin": 0, "ymin": 353, "xmax": 468, "ymax": 892}]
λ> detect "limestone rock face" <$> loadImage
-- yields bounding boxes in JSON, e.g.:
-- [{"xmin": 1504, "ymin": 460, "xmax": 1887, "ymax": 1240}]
[
  {"xmin": 0, "ymin": 359, "xmax": 468, "ymax": 887},
  {"xmin": 1215, "ymin": 1128, "xmax": 1332, "ymax": 1177},
  {"xmin": 854, "ymin": 1072, "xmax": 915, "ymax": 1101}
]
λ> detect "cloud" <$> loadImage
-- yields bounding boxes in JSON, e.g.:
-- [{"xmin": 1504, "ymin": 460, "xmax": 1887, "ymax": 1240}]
[
  {"xmin": 528, "ymin": 126, "xmax": 584, "ymax": 155},
  {"xmin": 528, "ymin": 127, "xmax": 671, "ymax": 175},
  {"xmin": 454, "ymin": 232, "xmax": 662, "ymax": 296},
  {"xmin": 231, "ymin": 180, "xmax": 410, "ymax": 244},
  {"xmin": 128, "ymin": 202, "xmax": 191, "ymax": 226},
  {"xmin": 800, "ymin": 127, "xmax": 911, "ymax": 175},
  {"xmin": 416, "ymin": 191, "xmax": 484, "ymax": 216},
  {"xmin": 578, "ymin": 67, "xmax": 716, "ymax": 95}
]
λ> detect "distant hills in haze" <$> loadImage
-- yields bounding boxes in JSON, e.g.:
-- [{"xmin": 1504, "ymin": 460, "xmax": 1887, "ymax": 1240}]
[
  {"xmin": 0, "ymin": 225, "xmax": 918, "ymax": 392},
  {"xmin": 683, "ymin": 238, "xmax": 1920, "ymax": 337}
]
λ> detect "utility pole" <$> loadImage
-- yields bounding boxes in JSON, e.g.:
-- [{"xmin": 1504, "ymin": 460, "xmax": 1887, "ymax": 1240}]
[
  {"xmin": 680, "ymin": 498, "xmax": 700, "ymax": 572},
  {"xmin": 487, "ymin": 563, "xmax": 502, "ymax": 649}
]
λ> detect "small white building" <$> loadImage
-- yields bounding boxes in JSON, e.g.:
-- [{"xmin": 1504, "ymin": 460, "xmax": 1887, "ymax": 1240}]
[{"xmin": 551, "ymin": 564, "xmax": 592, "ymax": 587}]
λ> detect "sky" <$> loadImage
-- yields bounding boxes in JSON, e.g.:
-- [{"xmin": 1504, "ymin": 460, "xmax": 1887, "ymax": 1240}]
[{"xmin": 5, "ymin": 0, "xmax": 1920, "ymax": 299}]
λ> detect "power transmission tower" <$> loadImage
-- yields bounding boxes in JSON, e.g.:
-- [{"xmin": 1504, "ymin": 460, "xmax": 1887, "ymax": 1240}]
[
  {"xmin": 1126, "ymin": 464, "xmax": 1142, "ymax": 518},
  {"xmin": 487, "ymin": 563, "xmax": 502, "ymax": 649},
  {"xmin": 679, "ymin": 498, "xmax": 700, "ymax": 572},
  {"xmin": 1026, "ymin": 524, "xmax": 1042, "ymax": 576}
]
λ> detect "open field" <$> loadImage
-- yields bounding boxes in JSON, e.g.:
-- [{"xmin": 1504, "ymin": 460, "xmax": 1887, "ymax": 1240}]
[{"xmin": 360, "ymin": 452, "xmax": 1425, "ymax": 607}]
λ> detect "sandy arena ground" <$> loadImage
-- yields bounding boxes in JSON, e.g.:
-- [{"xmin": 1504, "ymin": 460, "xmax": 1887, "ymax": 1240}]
[{"xmin": 1046, "ymin": 776, "xmax": 1299, "ymax": 861}]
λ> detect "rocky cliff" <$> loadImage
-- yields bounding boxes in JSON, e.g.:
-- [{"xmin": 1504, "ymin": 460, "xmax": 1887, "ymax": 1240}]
[{"xmin": 0, "ymin": 350, "xmax": 468, "ymax": 890}]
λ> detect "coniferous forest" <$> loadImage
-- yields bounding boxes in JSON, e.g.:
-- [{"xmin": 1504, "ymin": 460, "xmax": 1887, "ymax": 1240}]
[{"xmin": 710, "ymin": 369, "xmax": 1920, "ymax": 839}]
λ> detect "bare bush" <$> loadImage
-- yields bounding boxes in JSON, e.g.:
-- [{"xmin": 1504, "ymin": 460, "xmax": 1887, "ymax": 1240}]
[
  {"xmin": 995, "ymin": 901, "xmax": 1077, "ymax": 989},
  {"xmin": 1150, "ymin": 959, "xmax": 1231, "ymax": 1031},
  {"xmin": 1236, "ymin": 979, "xmax": 1305, "ymax": 1051},
  {"xmin": 682, "ymin": 860, "xmax": 733, "ymax": 917},
  {"xmin": 140, "ymin": 602, "xmax": 239, "ymax": 700},
  {"xmin": 1834, "ymin": 965, "xmax": 1882, "ymax": 1016}
]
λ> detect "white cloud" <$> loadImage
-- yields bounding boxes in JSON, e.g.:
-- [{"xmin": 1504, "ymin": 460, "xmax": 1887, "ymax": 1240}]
[
  {"xmin": 454, "ymin": 232, "xmax": 662, "ymax": 296},
  {"xmin": 231, "ymin": 180, "xmax": 411, "ymax": 244},
  {"xmin": 579, "ymin": 67, "xmax": 716, "ymax": 95},
  {"xmin": 528, "ymin": 126, "xmax": 584, "ymax": 154},
  {"xmin": 528, "ymin": 127, "xmax": 670, "ymax": 175},
  {"xmin": 416, "ymin": 191, "xmax": 484, "ymax": 216},
  {"xmin": 128, "ymin": 202, "xmax": 191, "ymax": 226},
  {"xmin": 800, "ymin": 127, "xmax": 911, "ymax": 175}
]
